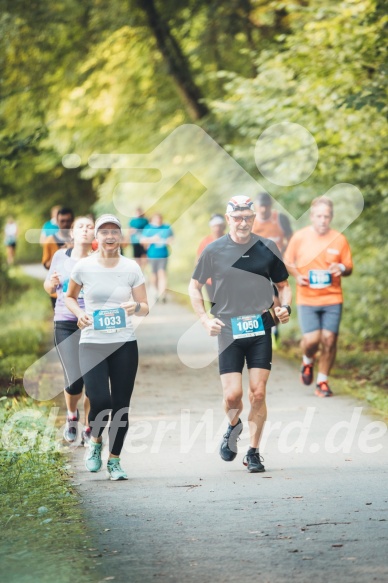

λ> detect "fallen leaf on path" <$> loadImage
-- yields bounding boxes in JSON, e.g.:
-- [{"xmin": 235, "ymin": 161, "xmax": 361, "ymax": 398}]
[{"xmin": 332, "ymin": 544, "xmax": 343, "ymax": 548}]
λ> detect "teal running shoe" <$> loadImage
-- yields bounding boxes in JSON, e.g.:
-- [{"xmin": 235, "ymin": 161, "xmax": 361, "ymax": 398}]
[
  {"xmin": 106, "ymin": 458, "xmax": 128, "ymax": 481},
  {"xmin": 85, "ymin": 441, "xmax": 102, "ymax": 472}
]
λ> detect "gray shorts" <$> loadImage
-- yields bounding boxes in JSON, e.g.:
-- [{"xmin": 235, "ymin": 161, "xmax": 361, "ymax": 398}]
[
  {"xmin": 149, "ymin": 257, "xmax": 168, "ymax": 274},
  {"xmin": 298, "ymin": 304, "xmax": 343, "ymax": 334}
]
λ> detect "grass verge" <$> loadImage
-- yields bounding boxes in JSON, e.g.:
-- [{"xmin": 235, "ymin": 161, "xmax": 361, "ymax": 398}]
[
  {"xmin": 0, "ymin": 269, "xmax": 99, "ymax": 582},
  {"xmin": 0, "ymin": 398, "xmax": 97, "ymax": 583},
  {"xmin": 278, "ymin": 334, "xmax": 388, "ymax": 420},
  {"xmin": 0, "ymin": 269, "xmax": 52, "ymax": 396}
]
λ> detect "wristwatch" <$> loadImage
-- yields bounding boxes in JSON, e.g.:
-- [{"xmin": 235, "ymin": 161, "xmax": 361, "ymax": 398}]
[
  {"xmin": 134, "ymin": 302, "xmax": 141, "ymax": 313},
  {"xmin": 282, "ymin": 304, "xmax": 292, "ymax": 315}
]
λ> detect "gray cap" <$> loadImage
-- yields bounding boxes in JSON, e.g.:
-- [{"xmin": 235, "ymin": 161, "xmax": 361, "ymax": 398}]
[{"xmin": 94, "ymin": 214, "xmax": 122, "ymax": 238}]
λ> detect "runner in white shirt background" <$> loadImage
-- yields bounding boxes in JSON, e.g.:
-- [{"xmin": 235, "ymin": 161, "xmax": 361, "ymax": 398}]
[{"xmin": 44, "ymin": 216, "xmax": 95, "ymax": 445}]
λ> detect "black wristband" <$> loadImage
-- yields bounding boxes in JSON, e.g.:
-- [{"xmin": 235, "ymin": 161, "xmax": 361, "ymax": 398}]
[
  {"xmin": 134, "ymin": 302, "xmax": 141, "ymax": 313},
  {"xmin": 282, "ymin": 304, "xmax": 292, "ymax": 315}
]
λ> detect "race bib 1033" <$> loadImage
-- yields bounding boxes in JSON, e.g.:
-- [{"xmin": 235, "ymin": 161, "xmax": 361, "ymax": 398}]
[{"xmin": 93, "ymin": 308, "xmax": 126, "ymax": 333}]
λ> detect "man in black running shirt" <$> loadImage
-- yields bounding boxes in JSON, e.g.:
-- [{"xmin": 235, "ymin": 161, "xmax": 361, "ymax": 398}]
[{"xmin": 189, "ymin": 195, "xmax": 292, "ymax": 473}]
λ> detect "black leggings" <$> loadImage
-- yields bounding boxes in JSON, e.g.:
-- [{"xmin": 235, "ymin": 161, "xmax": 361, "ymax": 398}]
[
  {"xmin": 79, "ymin": 341, "xmax": 139, "ymax": 456},
  {"xmin": 54, "ymin": 321, "xmax": 84, "ymax": 395}
]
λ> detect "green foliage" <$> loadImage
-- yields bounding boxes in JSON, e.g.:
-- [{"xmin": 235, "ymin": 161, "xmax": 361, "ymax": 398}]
[
  {"xmin": 0, "ymin": 0, "xmax": 386, "ymax": 343},
  {"xmin": 209, "ymin": 0, "xmax": 388, "ymax": 340},
  {"xmin": 0, "ymin": 271, "xmax": 51, "ymax": 392},
  {"xmin": 0, "ymin": 397, "xmax": 93, "ymax": 582}
]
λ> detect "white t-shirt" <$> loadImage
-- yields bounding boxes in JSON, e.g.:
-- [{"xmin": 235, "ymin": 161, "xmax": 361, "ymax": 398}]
[{"xmin": 70, "ymin": 254, "xmax": 145, "ymax": 344}]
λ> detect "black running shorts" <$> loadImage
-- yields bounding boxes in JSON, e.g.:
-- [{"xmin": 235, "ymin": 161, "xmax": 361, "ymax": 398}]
[{"xmin": 218, "ymin": 327, "xmax": 272, "ymax": 375}]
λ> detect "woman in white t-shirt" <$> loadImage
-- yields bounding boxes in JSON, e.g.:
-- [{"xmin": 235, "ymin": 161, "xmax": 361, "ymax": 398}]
[
  {"xmin": 65, "ymin": 214, "xmax": 149, "ymax": 480},
  {"xmin": 44, "ymin": 215, "xmax": 95, "ymax": 445}
]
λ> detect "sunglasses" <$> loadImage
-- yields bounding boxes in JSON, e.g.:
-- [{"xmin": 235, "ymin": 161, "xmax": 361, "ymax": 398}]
[{"xmin": 229, "ymin": 214, "xmax": 256, "ymax": 224}]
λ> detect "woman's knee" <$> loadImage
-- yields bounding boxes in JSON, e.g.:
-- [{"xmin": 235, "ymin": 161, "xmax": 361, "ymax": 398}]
[
  {"xmin": 64, "ymin": 379, "xmax": 84, "ymax": 396},
  {"xmin": 89, "ymin": 395, "xmax": 112, "ymax": 416}
]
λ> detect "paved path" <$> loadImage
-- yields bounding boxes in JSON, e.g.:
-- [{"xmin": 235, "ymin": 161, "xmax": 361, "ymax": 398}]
[
  {"xmin": 69, "ymin": 299, "xmax": 388, "ymax": 583},
  {"xmin": 21, "ymin": 263, "xmax": 47, "ymax": 280}
]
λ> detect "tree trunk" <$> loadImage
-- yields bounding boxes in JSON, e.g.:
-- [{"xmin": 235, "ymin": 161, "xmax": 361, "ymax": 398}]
[{"xmin": 139, "ymin": 0, "xmax": 209, "ymax": 121}]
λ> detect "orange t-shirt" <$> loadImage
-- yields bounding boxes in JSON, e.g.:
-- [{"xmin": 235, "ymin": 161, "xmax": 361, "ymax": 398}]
[
  {"xmin": 284, "ymin": 226, "xmax": 353, "ymax": 306},
  {"xmin": 197, "ymin": 234, "xmax": 216, "ymax": 257},
  {"xmin": 197, "ymin": 234, "xmax": 216, "ymax": 285},
  {"xmin": 252, "ymin": 210, "xmax": 286, "ymax": 252}
]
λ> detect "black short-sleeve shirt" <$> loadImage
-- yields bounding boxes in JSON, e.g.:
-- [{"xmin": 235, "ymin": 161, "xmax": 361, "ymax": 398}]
[{"xmin": 192, "ymin": 234, "xmax": 288, "ymax": 320}]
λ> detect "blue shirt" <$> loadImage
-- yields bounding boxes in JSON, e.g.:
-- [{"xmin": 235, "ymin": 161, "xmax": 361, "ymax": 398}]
[
  {"xmin": 129, "ymin": 217, "xmax": 149, "ymax": 244},
  {"xmin": 142, "ymin": 224, "xmax": 173, "ymax": 258},
  {"xmin": 42, "ymin": 220, "xmax": 59, "ymax": 238}
]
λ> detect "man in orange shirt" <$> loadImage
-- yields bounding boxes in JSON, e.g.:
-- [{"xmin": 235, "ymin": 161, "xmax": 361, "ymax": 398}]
[
  {"xmin": 252, "ymin": 192, "xmax": 293, "ymax": 348},
  {"xmin": 284, "ymin": 196, "xmax": 353, "ymax": 397},
  {"xmin": 252, "ymin": 192, "xmax": 293, "ymax": 253},
  {"xmin": 196, "ymin": 214, "xmax": 226, "ymax": 302}
]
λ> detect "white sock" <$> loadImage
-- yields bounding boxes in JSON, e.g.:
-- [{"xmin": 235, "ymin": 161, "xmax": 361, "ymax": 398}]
[
  {"xmin": 303, "ymin": 355, "xmax": 314, "ymax": 365},
  {"xmin": 67, "ymin": 409, "xmax": 77, "ymax": 418},
  {"xmin": 317, "ymin": 373, "xmax": 328, "ymax": 384}
]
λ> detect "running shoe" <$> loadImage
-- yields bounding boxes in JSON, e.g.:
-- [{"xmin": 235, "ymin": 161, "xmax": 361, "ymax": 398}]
[
  {"xmin": 106, "ymin": 458, "xmax": 128, "ymax": 481},
  {"xmin": 219, "ymin": 419, "xmax": 243, "ymax": 462},
  {"xmin": 315, "ymin": 381, "xmax": 334, "ymax": 398},
  {"xmin": 81, "ymin": 427, "xmax": 92, "ymax": 447},
  {"xmin": 63, "ymin": 410, "xmax": 80, "ymax": 444},
  {"xmin": 85, "ymin": 441, "xmax": 102, "ymax": 472},
  {"xmin": 243, "ymin": 448, "xmax": 265, "ymax": 473},
  {"xmin": 300, "ymin": 362, "xmax": 314, "ymax": 385}
]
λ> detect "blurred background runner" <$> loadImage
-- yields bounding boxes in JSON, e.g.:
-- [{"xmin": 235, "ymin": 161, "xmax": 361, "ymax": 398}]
[
  {"xmin": 284, "ymin": 196, "xmax": 353, "ymax": 398},
  {"xmin": 196, "ymin": 213, "xmax": 226, "ymax": 303},
  {"xmin": 252, "ymin": 192, "xmax": 293, "ymax": 348},
  {"xmin": 128, "ymin": 207, "xmax": 149, "ymax": 268}
]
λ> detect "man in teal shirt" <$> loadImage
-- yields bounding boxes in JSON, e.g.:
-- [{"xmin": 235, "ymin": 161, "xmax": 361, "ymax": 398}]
[
  {"xmin": 141, "ymin": 213, "xmax": 173, "ymax": 301},
  {"xmin": 128, "ymin": 207, "xmax": 149, "ymax": 267}
]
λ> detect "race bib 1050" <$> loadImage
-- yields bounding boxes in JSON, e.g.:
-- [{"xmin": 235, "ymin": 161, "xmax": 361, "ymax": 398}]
[{"xmin": 231, "ymin": 314, "xmax": 265, "ymax": 339}]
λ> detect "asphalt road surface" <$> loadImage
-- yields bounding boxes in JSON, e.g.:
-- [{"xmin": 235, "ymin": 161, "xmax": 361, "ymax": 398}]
[{"xmin": 67, "ymin": 298, "xmax": 388, "ymax": 583}]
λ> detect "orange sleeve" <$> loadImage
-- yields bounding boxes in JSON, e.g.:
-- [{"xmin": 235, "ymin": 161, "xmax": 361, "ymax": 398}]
[
  {"xmin": 283, "ymin": 234, "xmax": 298, "ymax": 268},
  {"xmin": 197, "ymin": 236, "xmax": 213, "ymax": 258},
  {"xmin": 42, "ymin": 242, "xmax": 56, "ymax": 270},
  {"xmin": 339, "ymin": 236, "xmax": 353, "ymax": 270}
]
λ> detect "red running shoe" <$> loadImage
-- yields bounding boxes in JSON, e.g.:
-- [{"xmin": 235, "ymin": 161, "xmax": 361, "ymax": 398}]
[
  {"xmin": 315, "ymin": 381, "xmax": 334, "ymax": 398},
  {"xmin": 300, "ymin": 362, "xmax": 314, "ymax": 385}
]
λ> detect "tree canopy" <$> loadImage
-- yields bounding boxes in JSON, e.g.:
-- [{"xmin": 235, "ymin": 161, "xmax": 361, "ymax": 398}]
[{"xmin": 0, "ymin": 0, "xmax": 386, "ymax": 339}]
